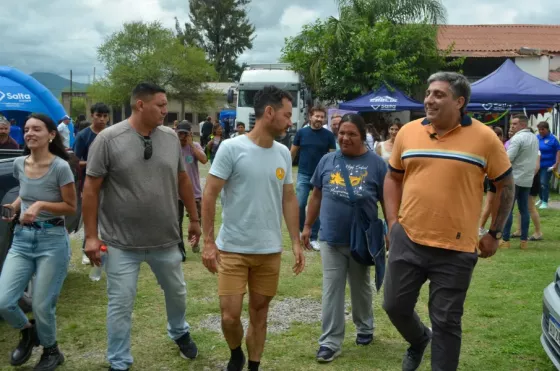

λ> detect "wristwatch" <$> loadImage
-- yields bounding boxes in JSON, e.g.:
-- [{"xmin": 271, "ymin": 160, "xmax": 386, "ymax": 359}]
[{"xmin": 488, "ymin": 230, "xmax": 502, "ymax": 240}]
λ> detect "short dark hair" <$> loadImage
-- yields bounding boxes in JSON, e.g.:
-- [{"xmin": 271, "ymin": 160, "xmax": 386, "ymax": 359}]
[
  {"xmin": 340, "ymin": 113, "xmax": 367, "ymax": 141},
  {"xmin": 236, "ymin": 122, "xmax": 245, "ymax": 128},
  {"xmin": 131, "ymin": 82, "xmax": 166, "ymax": 107},
  {"xmin": 309, "ymin": 105, "xmax": 327, "ymax": 116},
  {"xmin": 512, "ymin": 114, "xmax": 529, "ymax": 126},
  {"xmin": 91, "ymin": 102, "xmax": 110, "ymax": 115},
  {"xmin": 537, "ymin": 121, "xmax": 550, "ymax": 131},
  {"xmin": 253, "ymin": 86, "xmax": 293, "ymax": 119}
]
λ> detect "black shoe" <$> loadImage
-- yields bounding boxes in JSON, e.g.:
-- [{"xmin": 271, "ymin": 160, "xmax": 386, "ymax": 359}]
[
  {"xmin": 402, "ymin": 328, "xmax": 432, "ymax": 371},
  {"xmin": 226, "ymin": 352, "xmax": 246, "ymax": 371},
  {"xmin": 176, "ymin": 332, "xmax": 198, "ymax": 359},
  {"xmin": 356, "ymin": 333, "xmax": 374, "ymax": 346},
  {"xmin": 109, "ymin": 368, "xmax": 129, "ymax": 371},
  {"xmin": 10, "ymin": 320, "xmax": 39, "ymax": 366},
  {"xmin": 34, "ymin": 343, "xmax": 64, "ymax": 371},
  {"xmin": 316, "ymin": 346, "xmax": 341, "ymax": 363}
]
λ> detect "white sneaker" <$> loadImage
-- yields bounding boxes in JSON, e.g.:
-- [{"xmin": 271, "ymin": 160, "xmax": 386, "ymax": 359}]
[
  {"xmin": 539, "ymin": 202, "xmax": 548, "ymax": 210},
  {"xmin": 310, "ymin": 240, "xmax": 321, "ymax": 251},
  {"xmin": 81, "ymin": 253, "xmax": 91, "ymax": 265},
  {"xmin": 535, "ymin": 199, "xmax": 542, "ymax": 207}
]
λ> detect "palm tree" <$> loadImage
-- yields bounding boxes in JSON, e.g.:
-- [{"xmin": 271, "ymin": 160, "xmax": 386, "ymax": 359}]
[{"xmin": 335, "ymin": 0, "xmax": 447, "ymax": 26}]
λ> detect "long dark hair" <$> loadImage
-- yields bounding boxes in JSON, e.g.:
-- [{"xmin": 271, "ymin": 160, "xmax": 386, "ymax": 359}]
[
  {"xmin": 23, "ymin": 113, "xmax": 69, "ymax": 160},
  {"xmin": 340, "ymin": 113, "xmax": 367, "ymax": 141}
]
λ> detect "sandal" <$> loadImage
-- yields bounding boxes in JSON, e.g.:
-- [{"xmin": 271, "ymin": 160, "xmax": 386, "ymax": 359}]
[{"xmin": 528, "ymin": 235, "xmax": 543, "ymax": 241}]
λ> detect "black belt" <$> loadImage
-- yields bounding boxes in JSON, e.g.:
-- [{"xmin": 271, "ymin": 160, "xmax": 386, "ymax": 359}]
[{"xmin": 21, "ymin": 218, "xmax": 65, "ymax": 229}]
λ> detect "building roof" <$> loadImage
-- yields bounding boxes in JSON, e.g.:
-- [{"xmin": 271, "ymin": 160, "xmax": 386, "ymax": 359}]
[
  {"xmin": 438, "ymin": 25, "xmax": 560, "ymax": 57},
  {"xmin": 549, "ymin": 71, "xmax": 560, "ymax": 83}
]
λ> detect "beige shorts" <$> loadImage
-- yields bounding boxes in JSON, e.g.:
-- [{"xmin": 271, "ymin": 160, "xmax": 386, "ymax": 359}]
[{"xmin": 218, "ymin": 251, "xmax": 282, "ymax": 297}]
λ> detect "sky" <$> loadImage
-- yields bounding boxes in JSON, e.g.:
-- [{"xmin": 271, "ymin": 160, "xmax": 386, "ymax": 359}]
[{"xmin": 0, "ymin": 0, "xmax": 559, "ymax": 83}]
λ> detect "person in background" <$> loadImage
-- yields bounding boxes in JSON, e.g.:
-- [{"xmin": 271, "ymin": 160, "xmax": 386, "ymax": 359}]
[
  {"xmin": 330, "ymin": 114, "xmax": 342, "ymax": 149},
  {"xmin": 202, "ymin": 85, "xmax": 304, "ymax": 371},
  {"xmin": 57, "ymin": 115, "xmax": 71, "ymax": 149},
  {"xmin": 511, "ymin": 149, "xmax": 543, "ymax": 241},
  {"xmin": 500, "ymin": 114, "xmax": 539, "ymax": 250},
  {"xmin": 536, "ymin": 121, "xmax": 560, "ymax": 209},
  {"xmin": 366, "ymin": 124, "xmax": 378, "ymax": 152},
  {"xmin": 290, "ymin": 106, "xmax": 337, "ymax": 251},
  {"xmin": 223, "ymin": 118, "xmax": 232, "ymax": 139},
  {"xmin": 231, "ymin": 122, "xmax": 246, "ymax": 138},
  {"xmin": 200, "ymin": 116, "xmax": 214, "ymax": 147},
  {"xmin": 73, "ymin": 102, "xmax": 110, "ymax": 265},
  {"xmin": 0, "ymin": 118, "xmax": 19, "ymax": 149},
  {"xmin": 172, "ymin": 120, "xmax": 179, "ymax": 130},
  {"xmin": 207, "ymin": 124, "xmax": 224, "ymax": 163},
  {"xmin": 302, "ymin": 113, "xmax": 387, "ymax": 363},
  {"xmin": 376, "ymin": 120, "xmax": 402, "ymax": 163},
  {"xmin": 479, "ymin": 126, "xmax": 505, "ymax": 234},
  {"xmin": 177, "ymin": 120, "xmax": 207, "ymax": 255},
  {"xmin": 68, "ymin": 120, "xmax": 76, "ymax": 148},
  {"xmin": 83, "ymin": 82, "xmax": 201, "ymax": 371},
  {"xmin": 383, "ymin": 72, "xmax": 514, "ymax": 371},
  {"xmin": 10, "ymin": 119, "xmax": 24, "ymax": 146},
  {"xmin": 0, "ymin": 113, "xmax": 77, "ymax": 371}
]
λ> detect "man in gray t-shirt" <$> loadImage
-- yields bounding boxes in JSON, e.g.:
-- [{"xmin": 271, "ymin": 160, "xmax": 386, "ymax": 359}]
[{"xmin": 83, "ymin": 83, "xmax": 202, "ymax": 371}]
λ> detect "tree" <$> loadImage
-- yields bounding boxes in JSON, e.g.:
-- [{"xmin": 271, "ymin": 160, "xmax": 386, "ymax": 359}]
[
  {"xmin": 175, "ymin": 0, "xmax": 255, "ymax": 81},
  {"xmin": 89, "ymin": 21, "xmax": 218, "ymax": 110},
  {"xmin": 281, "ymin": 0, "xmax": 461, "ymax": 102}
]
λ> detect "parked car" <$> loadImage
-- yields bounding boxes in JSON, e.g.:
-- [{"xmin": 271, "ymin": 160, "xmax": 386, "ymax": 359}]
[
  {"xmin": 541, "ymin": 266, "xmax": 560, "ymax": 370},
  {"xmin": 0, "ymin": 149, "xmax": 82, "ymax": 313}
]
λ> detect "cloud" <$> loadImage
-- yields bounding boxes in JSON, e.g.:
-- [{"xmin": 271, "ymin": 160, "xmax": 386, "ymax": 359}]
[{"xmin": 0, "ymin": 0, "xmax": 558, "ymax": 82}]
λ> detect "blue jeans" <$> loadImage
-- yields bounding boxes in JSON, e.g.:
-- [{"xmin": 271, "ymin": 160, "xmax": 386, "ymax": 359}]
[
  {"xmin": 503, "ymin": 186, "xmax": 531, "ymax": 241},
  {"xmin": 296, "ymin": 173, "xmax": 320, "ymax": 241},
  {"xmin": 106, "ymin": 245, "xmax": 190, "ymax": 370},
  {"xmin": 539, "ymin": 168, "xmax": 553, "ymax": 203},
  {"xmin": 0, "ymin": 225, "xmax": 70, "ymax": 347}
]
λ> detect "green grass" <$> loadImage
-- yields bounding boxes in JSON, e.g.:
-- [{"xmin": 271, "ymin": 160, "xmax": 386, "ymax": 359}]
[{"xmin": 1, "ymin": 165, "xmax": 560, "ymax": 370}]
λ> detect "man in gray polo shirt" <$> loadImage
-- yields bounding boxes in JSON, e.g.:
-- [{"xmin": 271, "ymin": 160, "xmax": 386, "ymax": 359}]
[
  {"xmin": 500, "ymin": 114, "xmax": 539, "ymax": 250},
  {"xmin": 83, "ymin": 82, "xmax": 202, "ymax": 371}
]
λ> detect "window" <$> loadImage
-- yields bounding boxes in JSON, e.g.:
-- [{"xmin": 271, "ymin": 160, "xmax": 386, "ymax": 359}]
[
  {"xmin": 238, "ymin": 90, "xmax": 299, "ymax": 108},
  {"xmin": 184, "ymin": 113, "xmax": 193, "ymax": 122},
  {"xmin": 197, "ymin": 113, "xmax": 208, "ymax": 123},
  {"xmin": 167, "ymin": 112, "xmax": 178, "ymax": 124}
]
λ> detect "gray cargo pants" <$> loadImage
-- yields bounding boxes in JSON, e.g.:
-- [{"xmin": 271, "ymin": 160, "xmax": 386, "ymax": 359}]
[
  {"xmin": 383, "ymin": 223, "xmax": 478, "ymax": 371},
  {"xmin": 319, "ymin": 241, "xmax": 374, "ymax": 352}
]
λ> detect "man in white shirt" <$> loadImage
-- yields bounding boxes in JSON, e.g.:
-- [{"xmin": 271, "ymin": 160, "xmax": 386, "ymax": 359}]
[
  {"xmin": 57, "ymin": 115, "xmax": 71, "ymax": 148},
  {"xmin": 500, "ymin": 114, "xmax": 539, "ymax": 249}
]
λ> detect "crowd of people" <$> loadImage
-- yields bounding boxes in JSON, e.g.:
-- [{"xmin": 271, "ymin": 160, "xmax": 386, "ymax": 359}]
[{"xmin": 0, "ymin": 71, "xmax": 557, "ymax": 371}]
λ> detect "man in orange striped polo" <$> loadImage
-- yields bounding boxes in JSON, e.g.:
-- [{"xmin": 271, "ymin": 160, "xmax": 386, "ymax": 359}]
[{"xmin": 382, "ymin": 72, "xmax": 515, "ymax": 371}]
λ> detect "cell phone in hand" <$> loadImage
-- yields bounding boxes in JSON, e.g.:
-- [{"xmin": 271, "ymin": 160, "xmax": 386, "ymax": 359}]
[{"xmin": 1, "ymin": 206, "xmax": 14, "ymax": 219}]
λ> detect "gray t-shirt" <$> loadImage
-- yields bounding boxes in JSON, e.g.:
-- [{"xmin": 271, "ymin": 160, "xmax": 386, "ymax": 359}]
[
  {"xmin": 507, "ymin": 129, "xmax": 539, "ymax": 188},
  {"xmin": 86, "ymin": 120, "xmax": 186, "ymax": 249},
  {"xmin": 13, "ymin": 156, "xmax": 75, "ymax": 221},
  {"xmin": 210, "ymin": 135, "xmax": 293, "ymax": 254}
]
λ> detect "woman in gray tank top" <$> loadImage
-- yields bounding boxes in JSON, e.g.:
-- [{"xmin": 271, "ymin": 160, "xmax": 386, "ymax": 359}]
[{"xmin": 0, "ymin": 113, "xmax": 76, "ymax": 370}]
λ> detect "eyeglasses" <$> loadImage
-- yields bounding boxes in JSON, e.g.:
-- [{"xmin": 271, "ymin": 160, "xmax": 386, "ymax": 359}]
[{"xmin": 142, "ymin": 136, "xmax": 153, "ymax": 160}]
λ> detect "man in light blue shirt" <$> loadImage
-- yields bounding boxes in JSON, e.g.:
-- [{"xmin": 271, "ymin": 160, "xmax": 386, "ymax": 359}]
[{"xmin": 202, "ymin": 86, "xmax": 305, "ymax": 371}]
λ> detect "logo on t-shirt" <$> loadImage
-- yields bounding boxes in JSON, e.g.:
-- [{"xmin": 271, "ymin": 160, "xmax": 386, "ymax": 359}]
[
  {"xmin": 276, "ymin": 167, "xmax": 286, "ymax": 180},
  {"xmin": 185, "ymin": 155, "xmax": 194, "ymax": 164}
]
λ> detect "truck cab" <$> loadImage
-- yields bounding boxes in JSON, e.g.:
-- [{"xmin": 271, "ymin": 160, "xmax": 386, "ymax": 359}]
[{"xmin": 228, "ymin": 63, "xmax": 311, "ymax": 143}]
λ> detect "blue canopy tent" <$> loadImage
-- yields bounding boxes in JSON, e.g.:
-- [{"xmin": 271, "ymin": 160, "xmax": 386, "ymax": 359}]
[
  {"xmin": 470, "ymin": 59, "xmax": 560, "ymax": 104},
  {"xmin": 339, "ymin": 84, "xmax": 424, "ymax": 112},
  {"xmin": 0, "ymin": 66, "xmax": 67, "ymax": 127}
]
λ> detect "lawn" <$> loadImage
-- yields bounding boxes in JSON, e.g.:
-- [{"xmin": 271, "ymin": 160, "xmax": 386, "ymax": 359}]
[{"xmin": 1, "ymin": 164, "xmax": 560, "ymax": 371}]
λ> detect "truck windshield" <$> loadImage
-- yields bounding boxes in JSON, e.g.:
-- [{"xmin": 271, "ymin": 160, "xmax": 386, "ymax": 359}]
[{"xmin": 238, "ymin": 90, "xmax": 299, "ymax": 107}]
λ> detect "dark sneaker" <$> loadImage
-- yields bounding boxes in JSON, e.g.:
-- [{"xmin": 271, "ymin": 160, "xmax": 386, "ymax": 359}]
[
  {"xmin": 176, "ymin": 332, "xmax": 198, "ymax": 360},
  {"xmin": 109, "ymin": 368, "xmax": 129, "ymax": 371},
  {"xmin": 402, "ymin": 328, "xmax": 432, "ymax": 371},
  {"xmin": 34, "ymin": 343, "xmax": 64, "ymax": 371},
  {"xmin": 226, "ymin": 352, "xmax": 246, "ymax": 371},
  {"xmin": 11, "ymin": 320, "xmax": 39, "ymax": 366},
  {"xmin": 316, "ymin": 346, "xmax": 341, "ymax": 363},
  {"xmin": 356, "ymin": 333, "xmax": 374, "ymax": 346}
]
